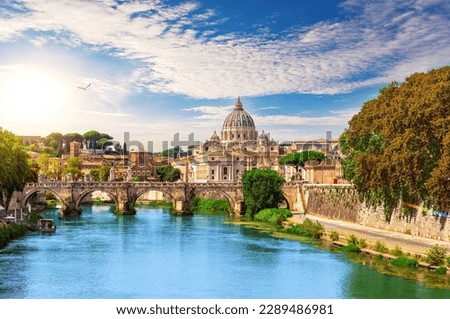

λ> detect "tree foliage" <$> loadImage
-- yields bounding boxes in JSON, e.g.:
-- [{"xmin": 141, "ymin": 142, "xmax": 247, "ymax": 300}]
[
  {"xmin": 64, "ymin": 157, "xmax": 83, "ymax": 181},
  {"xmin": 156, "ymin": 165, "xmax": 181, "ymax": 182},
  {"xmin": 0, "ymin": 129, "xmax": 33, "ymax": 209},
  {"xmin": 279, "ymin": 150, "xmax": 326, "ymax": 179},
  {"xmin": 242, "ymin": 168, "xmax": 285, "ymax": 218},
  {"xmin": 340, "ymin": 66, "xmax": 450, "ymax": 218}
]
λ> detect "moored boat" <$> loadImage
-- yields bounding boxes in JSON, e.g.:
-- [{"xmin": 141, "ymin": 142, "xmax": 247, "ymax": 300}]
[{"xmin": 30, "ymin": 219, "xmax": 56, "ymax": 233}]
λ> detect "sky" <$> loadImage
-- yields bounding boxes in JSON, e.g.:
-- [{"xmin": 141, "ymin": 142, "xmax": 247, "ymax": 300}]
[{"xmin": 0, "ymin": 0, "xmax": 449, "ymax": 150}]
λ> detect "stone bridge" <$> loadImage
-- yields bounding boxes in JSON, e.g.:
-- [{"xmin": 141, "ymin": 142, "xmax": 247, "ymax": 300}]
[{"xmin": 18, "ymin": 181, "xmax": 306, "ymax": 217}]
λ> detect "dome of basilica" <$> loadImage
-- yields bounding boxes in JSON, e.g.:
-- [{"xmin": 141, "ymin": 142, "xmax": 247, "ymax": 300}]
[
  {"xmin": 222, "ymin": 97, "xmax": 256, "ymax": 130},
  {"xmin": 221, "ymin": 97, "xmax": 258, "ymax": 142}
]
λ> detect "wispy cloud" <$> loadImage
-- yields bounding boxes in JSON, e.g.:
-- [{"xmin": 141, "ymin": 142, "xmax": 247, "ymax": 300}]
[
  {"xmin": 75, "ymin": 110, "xmax": 132, "ymax": 117},
  {"xmin": 0, "ymin": 0, "xmax": 449, "ymax": 99},
  {"xmin": 259, "ymin": 106, "xmax": 280, "ymax": 110}
]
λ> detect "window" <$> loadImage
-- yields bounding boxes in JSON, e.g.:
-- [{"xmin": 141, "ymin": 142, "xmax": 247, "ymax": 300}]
[
  {"xmin": 211, "ymin": 169, "xmax": 215, "ymax": 174},
  {"xmin": 223, "ymin": 167, "xmax": 228, "ymax": 175}
]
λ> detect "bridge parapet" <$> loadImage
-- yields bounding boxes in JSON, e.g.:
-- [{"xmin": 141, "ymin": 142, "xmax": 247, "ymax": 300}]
[{"xmin": 21, "ymin": 181, "xmax": 307, "ymax": 217}]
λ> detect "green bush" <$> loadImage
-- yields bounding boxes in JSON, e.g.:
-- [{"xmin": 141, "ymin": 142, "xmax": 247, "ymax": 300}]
[
  {"xmin": 285, "ymin": 218, "xmax": 324, "ymax": 239},
  {"xmin": 425, "ymin": 245, "xmax": 448, "ymax": 266},
  {"xmin": 373, "ymin": 241, "xmax": 389, "ymax": 253},
  {"xmin": 357, "ymin": 238, "xmax": 368, "ymax": 249},
  {"xmin": 330, "ymin": 231, "xmax": 340, "ymax": 241},
  {"xmin": 191, "ymin": 197, "xmax": 232, "ymax": 215},
  {"xmin": 0, "ymin": 224, "xmax": 29, "ymax": 249},
  {"xmin": 301, "ymin": 218, "xmax": 324, "ymax": 238},
  {"xmin": 347, "ymin": 234, "xmax": 358, "ymax": 245},
  {"xmin": 389, "ymin": 256, "xmax": 418, "ymax": 268},
  {"xmin": 341, "ymin": 243, "xmax": 361, "ymax": 253},
  {"xmin": 435, "ymin": 267, "xmax": 447, "ymax": 275},
  {"xmin": 447, "ymin": 256, "xmax": 450, "ymax": 266},
  {"xmin": 391, "ymin": 245, "xmax": 403, "ymax": 257},
  {"xmin": 255, "ymin": 208, "xmax": 292, "ymax": 225}
]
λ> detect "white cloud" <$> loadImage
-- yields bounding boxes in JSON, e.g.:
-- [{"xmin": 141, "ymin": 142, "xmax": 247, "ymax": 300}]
[{"xmin": 0, "ymin": 0, "xmax": 449, "ymax": 100}]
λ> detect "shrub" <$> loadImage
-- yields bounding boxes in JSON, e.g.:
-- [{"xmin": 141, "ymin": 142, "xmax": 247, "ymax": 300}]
[
  {"xmin": 191, "ymin": 197, "xmax": 231, "ymax": 215},
  {"xmin": 341, "ymin": 243, "xmax": 361, "ymax": 253},
  {"xmin": 330, "ymin": 231, "xmax": 340, "ymax": 241},
  {"xmin": 425, "ymin": 245, "xmax": 448, "ymax": 266},
  {"xmin": 391, "ymin": 245, "xmax": 403, "ymax": 257},
  {"xmin": 435, "ymin": 267, "xmax": 447, "ymax": 275},
  {"xmin": 0, "ymin": 224, "xmax": 29, "ymax": 249},
  {"xmin": 447, "ymin": 256, "xmax": 450, "ymax": 267},
  {"xmin": 357, "ymin": 238, "xmax": 368, "ymax": 249},
  {"xmin": 285, "ymin": 218, "xmax": 324, "ymax": 238},
  {"xmin": 347, "ymin": 234, "xmax": 358, "ymax": 245},
  {"xmin": 255, "ymin": 208, "xmax": 292, "ymax": 225},
  {"xmin": 375, "ymin": 254, "xmax": 384, "ymax": 261},
  {"xmin": 389, "ymin": 256, "xmax": 418, "ymax": 268},
  {"xmin": 373, "ymin": 241, "xmax": 389, "ymax": 253},
  {"xmin": 301, "ymin": 218, "xmax": 324, "ymax": 238}
]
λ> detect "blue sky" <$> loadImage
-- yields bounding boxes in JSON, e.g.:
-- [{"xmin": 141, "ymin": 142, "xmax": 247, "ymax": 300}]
[{"xmin": 0, "ymin": 0, "xmax": 449, "ymax": 150}]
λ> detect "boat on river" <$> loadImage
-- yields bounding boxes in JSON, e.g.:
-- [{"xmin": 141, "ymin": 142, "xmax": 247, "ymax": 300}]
[{"xmin": 30, "ymin": 219, "xmax": 56, "ymax": 233}]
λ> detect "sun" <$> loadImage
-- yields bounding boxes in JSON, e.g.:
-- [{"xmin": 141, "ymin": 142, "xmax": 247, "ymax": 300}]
[{"xmin": 0, "ymin": 66, "xmax": 70, "ymax": 125}]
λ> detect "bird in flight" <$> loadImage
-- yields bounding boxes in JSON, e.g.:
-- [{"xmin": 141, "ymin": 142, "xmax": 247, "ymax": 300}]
[{"xmin": 78, "ymin": 83, "xmax": 92, "ymax": 90}]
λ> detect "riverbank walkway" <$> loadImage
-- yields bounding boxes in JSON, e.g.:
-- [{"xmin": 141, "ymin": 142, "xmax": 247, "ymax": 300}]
[{"xmin": 289, "ymin": 212, "xmax": 450, "ymax": 256}]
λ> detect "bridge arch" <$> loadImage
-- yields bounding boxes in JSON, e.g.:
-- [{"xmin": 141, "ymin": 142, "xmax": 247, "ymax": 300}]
[
  {"xmin": 75, "ymin": 189, "xmax": 119, "ymax": 210},
  {"xmin": 21, "ymin": 188, "xmax": 66, "ymax": 208},
  {"xmin": 133, "ymin": 188, "xmax": 177, "ymax": 209},
  {"xmin": 280, "ymin": 191, "xmax": 293, "ymax": 210},
  {"xmin": 190, "ymin": 188, "xmax": 237, "ymax": 214}
]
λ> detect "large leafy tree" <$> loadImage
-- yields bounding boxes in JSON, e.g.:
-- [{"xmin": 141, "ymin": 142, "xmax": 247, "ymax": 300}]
[
  {"xmin": 64, "ymin": 157, "xmax": 84, "ymax": 181},
  {"xmin": 279, "ymin": 150, "xmax": 325, "ymax": 180},
  {"xmin": 341, "ymin": 66, "xmax": 450, "ymax": 219},
  {"xmin": 242, "ymin": 168, "xmax": 285, "ymax": 218},
  {"xmin": 156, "ymin": 165, "xmax": 181, "ymax": 182},
  {"xmin": 0, "ymin": 129, "xmax": 33, "ymax": 209}
]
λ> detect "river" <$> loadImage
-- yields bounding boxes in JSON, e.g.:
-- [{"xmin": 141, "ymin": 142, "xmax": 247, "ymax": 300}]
[{"xmin": 0, "ymin": 205, "xmax": 449, "ymax": 298}]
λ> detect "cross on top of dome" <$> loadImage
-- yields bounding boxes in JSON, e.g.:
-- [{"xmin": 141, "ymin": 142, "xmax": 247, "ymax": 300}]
[{"xmin": 234, "ymin": 96, "xmax": 243, "ymax": 110}]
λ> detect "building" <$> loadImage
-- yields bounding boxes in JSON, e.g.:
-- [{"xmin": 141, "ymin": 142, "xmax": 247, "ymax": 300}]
[{"xmin": 189, "ymin": 97, "xmax": 280, "ymax": 182}]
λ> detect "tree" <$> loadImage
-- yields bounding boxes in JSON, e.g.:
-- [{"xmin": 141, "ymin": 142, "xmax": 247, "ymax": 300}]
[
  {"xmin": 43, "ymin": 132, "xmax": 64, "ymax": 156},
  {"xmin": 82, "ymin": 130, "xmax": 101, "ymax": 151},
  {"xmin": 64, "ymin": 157, "xmax": 83, "ymax": 181},
  {"xmin": 242, "ymin": 168, "xmax": 285, "ymax": 218},
  {"xmin": 156, "ymin": 165, "xmax": 181, "ymax": 182},
  {"xmin": 37, "ymin": 153, "xmax": 51, "ymax": 176},
  {"xmin": 340, "ymin": 66, "xmax": 450, "ymax": 219},
  {"xmin": 0, "ymin": 129, "xmax": 33, "ymax": 210},
  {"xmin": 90, "ymin": 162, "xmax": 112, "ymax": 181},
  {"xmin": 279, "ymin": 150, "xmax": 326, "ymax": 179}
]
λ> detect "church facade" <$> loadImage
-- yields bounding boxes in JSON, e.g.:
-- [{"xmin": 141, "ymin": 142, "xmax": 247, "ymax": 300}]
[{"xmin": 189, "ymin": 97, "xmax": 280, "ymax": 182}]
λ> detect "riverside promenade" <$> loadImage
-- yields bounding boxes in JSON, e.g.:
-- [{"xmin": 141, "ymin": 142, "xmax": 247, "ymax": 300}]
[{"xmin": 289, "ymin": 212, "xmax": 450, "ymax": 256}]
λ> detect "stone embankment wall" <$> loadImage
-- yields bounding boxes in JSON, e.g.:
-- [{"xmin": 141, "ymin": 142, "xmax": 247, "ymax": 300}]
[{"xmin": 304, "ymin": 185, "xmax": 450, "ymax": 242}]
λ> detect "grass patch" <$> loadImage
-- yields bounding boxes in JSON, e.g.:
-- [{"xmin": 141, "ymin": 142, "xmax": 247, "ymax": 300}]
[
  {"xmin": 255, "ymin": 208, "xmax": 292, "ymax": 225},
  {"xmin": 285, "ymin": 218, "xmax": 324, "ymax": 239},
  {"xmin": 389, "ymin": 256, "xmax": 418, "ymax": 268},
  {"xmin": 191, "ymin": 197, "xmax": 231, "ymax": 215},
  {"xmin": 340, "ymin": 243, "xmax": 361, "ymax": 253},
  {"xmin": 136, "ymin": 200, "xmax": 173, "ymax": 208},
  {"xmin": 435, "ymin": 267, "xmax": 447, "ymax": 275}
]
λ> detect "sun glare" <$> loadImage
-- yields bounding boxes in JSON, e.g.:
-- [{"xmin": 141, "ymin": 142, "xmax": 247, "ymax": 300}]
[{"xmin": 0, "ymin": 66, "xmax": 70, "ymax": 125}]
